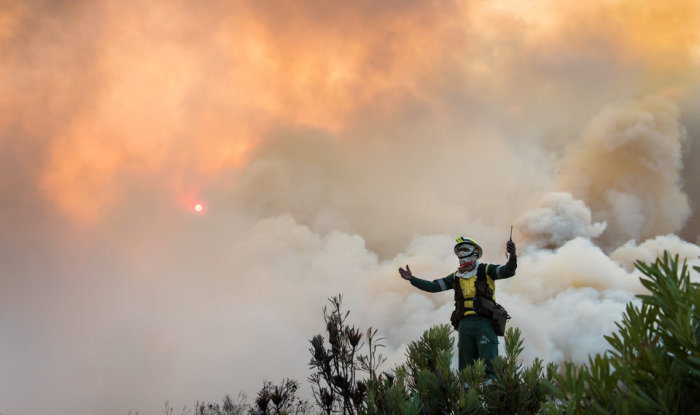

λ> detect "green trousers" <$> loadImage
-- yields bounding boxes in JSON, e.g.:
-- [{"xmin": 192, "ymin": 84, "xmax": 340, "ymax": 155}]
[{"xmin": 457, "ymin": 315, "xmax": 499, "ymax": 379}]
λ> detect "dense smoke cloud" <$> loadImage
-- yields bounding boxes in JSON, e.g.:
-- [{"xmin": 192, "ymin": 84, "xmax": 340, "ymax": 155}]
[
  {"xmin": 516, "ymin": 192, "xmax": 607, "ymax": 249},
  {"xmin": 556, "ymin": 96, "xmax": 690, "ymax": 249},
  {"xmin": 1, "ymin": 1, "xmax": 699, "ymax": 414}
]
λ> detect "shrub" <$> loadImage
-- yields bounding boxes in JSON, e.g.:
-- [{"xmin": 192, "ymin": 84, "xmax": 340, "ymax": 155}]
[
  {"xmin": 543, "ymin": 252, "xmax": 700, "ymax": 414},
  {"xmin": 361, "ymin": 324, "xmax": 556, "ymax": 414},
  {"xmin": 250, "ymin": 379, "xmax": 313, "ymax": 415},
  {"xmin": 308, "ymin": 295, "xmax": 386, "ymax": 414},
  {"xmin": 190, "ymin": 380, "xmax": 311, "ymax": 415}
]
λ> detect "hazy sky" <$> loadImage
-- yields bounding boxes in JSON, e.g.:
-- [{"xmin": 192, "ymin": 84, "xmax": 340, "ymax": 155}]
[{"xmin": 1, "ymin": 1, "xmax": 700, "ymax": 414}]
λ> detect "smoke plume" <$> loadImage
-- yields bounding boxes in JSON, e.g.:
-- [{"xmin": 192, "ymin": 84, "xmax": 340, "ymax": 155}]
[{"xmin": 1, "ymin": 1, "xmax": 699, "ymax": 414}]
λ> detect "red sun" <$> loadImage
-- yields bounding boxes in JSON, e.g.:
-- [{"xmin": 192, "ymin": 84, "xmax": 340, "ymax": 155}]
[{"xmin": 193, "ymin": 202, "xmax": 205, "ymax": 214}]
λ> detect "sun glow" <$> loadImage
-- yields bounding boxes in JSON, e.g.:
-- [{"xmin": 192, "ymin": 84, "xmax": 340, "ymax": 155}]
[{"xmin": 193, "ymin": 202, "xmax": 205, "ymax": 214}]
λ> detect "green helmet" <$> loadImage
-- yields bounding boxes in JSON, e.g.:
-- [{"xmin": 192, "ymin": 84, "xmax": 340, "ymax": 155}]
[{"xmin": 454, "ymin": 236, "xmax": 483, "ymax": 258}]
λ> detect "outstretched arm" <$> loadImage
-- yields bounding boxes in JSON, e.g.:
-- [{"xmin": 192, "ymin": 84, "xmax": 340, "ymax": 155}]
[
  {"xmin": 399, "ymin": 265, "xmax": 453, "ymax": 293},
  {"xmin": 490, "ymin": 240, "xmax": 518, "ymax": 280}
]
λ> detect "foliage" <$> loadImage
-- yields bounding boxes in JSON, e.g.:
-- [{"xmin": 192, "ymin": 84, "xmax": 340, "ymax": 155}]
[
  {"xmin": 190, "ymin": 380, "xmax": 311, "ymax": 415},
  {"xmin": 192, "ymin": 393, "xmax": 249, "ymax": 415},
  {"xmin": 485, "ymin": 329, "xmax": 558, "ymax": 415},
  {"xmin": 250, "ymin": 379, "xmax": 313, "ymax": 415},
  {"xmin": 543, "ymin": 251, "xmax": 700, "ymax": 414},
  {"xmin": 308, "ymin": 295, "xmax": 386, "ymax": 414},
  {"xmin": 401, "ymin": 324, "xmax": 462, "ymax": 413},
  {"xmin": 360, "ymin": 324, "xmax": 556, "ymax": 414}
]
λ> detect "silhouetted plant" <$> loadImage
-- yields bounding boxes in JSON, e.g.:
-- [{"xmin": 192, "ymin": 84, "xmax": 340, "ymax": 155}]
[
  {"xmin": 192, "ymin": 384, "xmax": 308, "ymax": 415},
  {"xmin": 193, "ymin": 393, "xmax": 248, "ymax": 415},
  {"xmin": 163, "ymin": 401, "xmax": 190, "ymax": 415},
  {"xmin": 308, "ymin": 295, "xmax": 386, "ymax": 414},
  {"xmin": 251, "ymin": 379, "xmax": 312, "ymax": 415}
]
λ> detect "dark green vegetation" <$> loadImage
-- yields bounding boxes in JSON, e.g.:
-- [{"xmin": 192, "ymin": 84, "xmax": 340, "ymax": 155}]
[{"xmin": 187, "ymin": 252, "xmax": 698, "ymax": 414}]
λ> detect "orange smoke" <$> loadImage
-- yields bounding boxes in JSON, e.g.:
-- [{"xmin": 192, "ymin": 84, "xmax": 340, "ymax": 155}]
[
  {"xmin": 3, "ymin": 0, "xmax": 698, "ymax": 223},
  {"xmin": 23, "ymin": 0, "xmax": 459, "ymax": 223}
]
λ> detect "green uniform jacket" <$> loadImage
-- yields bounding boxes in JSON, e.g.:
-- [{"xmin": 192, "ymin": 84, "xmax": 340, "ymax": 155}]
[{"xmin": 409, "ymin": 258, "xmax": 517, "ymax": 316}]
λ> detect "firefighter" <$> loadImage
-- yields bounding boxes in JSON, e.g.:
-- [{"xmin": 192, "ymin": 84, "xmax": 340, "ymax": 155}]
[{"xmin": 399, "ymin": 236, "xmax": 517, "ymax": 379}]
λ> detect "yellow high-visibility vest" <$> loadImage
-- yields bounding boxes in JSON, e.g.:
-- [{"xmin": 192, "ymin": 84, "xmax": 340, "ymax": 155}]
[{"xmin": 456, "ymin": 264, "xmax": 495, "ymax": 316}]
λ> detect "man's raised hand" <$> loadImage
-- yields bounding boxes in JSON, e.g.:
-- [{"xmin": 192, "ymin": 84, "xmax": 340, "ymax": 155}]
[
  {"xmin": 506, "ymin": 240, "xmax": 517, "ymax": 259},
  {"xmin": 399, "ymin": 265, "xmax": 413, "ymax": 281}
]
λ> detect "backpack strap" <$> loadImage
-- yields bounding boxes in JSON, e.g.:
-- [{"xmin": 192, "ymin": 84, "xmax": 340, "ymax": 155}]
[
  {"xmin": 475, "ymin": 264, "xmax": 494, "ymax": 301},
  {"xmin": 450, "ymin": 273, "xmax": 463, "ymax": 330},
  {"xmin": 452, "ymin": 272, "xmax": 463, "ymax": 309}
]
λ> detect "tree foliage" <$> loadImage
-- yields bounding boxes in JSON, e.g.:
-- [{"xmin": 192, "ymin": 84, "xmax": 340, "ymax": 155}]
[
  {"xmin": 542, "ymin": 252, "xmax": 700, "ymax": 415},
  {"xmin": 360, "ymin": 325, "xmax": 556, "ymax": 415},
  {"xmin": 190, "ymin": 380, "xmax": 311, "ymax": 415},
  {"xmin": 308, "ymin": 295, "xmax": 386, "ymax": 414}
]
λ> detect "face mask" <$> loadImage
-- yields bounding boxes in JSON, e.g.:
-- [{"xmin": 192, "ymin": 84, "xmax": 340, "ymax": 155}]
[{"xmin": 456, "ymin": 244, "xmax": 478, "ymax": 277}]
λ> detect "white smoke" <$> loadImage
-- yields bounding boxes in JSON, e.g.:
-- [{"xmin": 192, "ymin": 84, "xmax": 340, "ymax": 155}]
[{"xmin": 515, "ymin": 192, "xmax": 606, "ymax": 249}]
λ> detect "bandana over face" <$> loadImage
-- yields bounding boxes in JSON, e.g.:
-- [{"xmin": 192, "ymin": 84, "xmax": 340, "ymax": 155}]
[{"xmin": 456, "ymin": 243, "xmax": 479, "ymax": 279}]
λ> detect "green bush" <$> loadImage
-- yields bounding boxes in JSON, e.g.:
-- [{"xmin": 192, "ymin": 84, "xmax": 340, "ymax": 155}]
[
  {"xmin": 485, "ymin": 329, "xmax": 558, "ymax": 415},
  {"xmin": 308, "ymin": 295, "xmax": 386, "ymax": 414},
  {"xmin": 543, "ymin": 252, "xmax": 699, "ymax": 415},
  {"xmin": 360, "ymin": 325, "xmax": 556, "ymax": 415}
]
